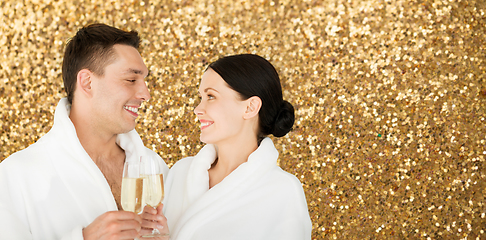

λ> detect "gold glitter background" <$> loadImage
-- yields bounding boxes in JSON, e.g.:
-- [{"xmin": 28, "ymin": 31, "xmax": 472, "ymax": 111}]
[{"xmin": 1, "ymin": 0, "xmax": 485, "ymax": 239}]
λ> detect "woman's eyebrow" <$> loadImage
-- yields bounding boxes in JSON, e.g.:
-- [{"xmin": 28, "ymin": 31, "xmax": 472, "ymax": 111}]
[{"xmin": 203, "ymin": 87, "xmax": 219, "ymax": 93}]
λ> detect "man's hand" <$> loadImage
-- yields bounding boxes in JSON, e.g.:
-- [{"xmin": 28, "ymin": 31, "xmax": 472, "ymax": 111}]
[
  {"xmin": 139, "ymin": 204, "xmax": 169, "ymax": 239},
  {"xmin": 83, "ymin": 211, "xmax": 142, "ymax": 240}
]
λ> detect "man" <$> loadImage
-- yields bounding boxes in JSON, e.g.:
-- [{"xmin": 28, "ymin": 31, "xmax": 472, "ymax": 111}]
[{"xmin": 0, "ymin": 24, "xmax": 168, "ymax": 239}]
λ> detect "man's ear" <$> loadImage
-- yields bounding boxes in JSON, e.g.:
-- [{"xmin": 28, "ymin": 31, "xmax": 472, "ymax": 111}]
[
  {"xmin": 76, "ymin": 69, "xmax": 93, "ymax": 97},
  {"xmin": 243, "ymin": 96, "xmax": 262, "ymax": 120}
]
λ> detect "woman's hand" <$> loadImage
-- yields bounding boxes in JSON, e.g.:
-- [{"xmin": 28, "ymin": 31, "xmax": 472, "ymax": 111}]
[{"xmin": 139, "ymin": 204, "xmax": 169, "ymax": 239}]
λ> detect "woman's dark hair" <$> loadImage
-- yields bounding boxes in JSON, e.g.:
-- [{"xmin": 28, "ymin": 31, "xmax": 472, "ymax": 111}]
[
  {"xmin": 208, "ymin": 54, "xmax": 295, "ymax": 138},
  {"xmin": 62, "ymin": 23, "xmax": 140, "ymax": 104}
]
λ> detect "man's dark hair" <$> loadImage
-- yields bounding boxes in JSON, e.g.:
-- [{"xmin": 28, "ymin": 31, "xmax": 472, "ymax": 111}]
[{"xmin": 62, "ymin": 23, "xmax": 140, "ymax": 104}]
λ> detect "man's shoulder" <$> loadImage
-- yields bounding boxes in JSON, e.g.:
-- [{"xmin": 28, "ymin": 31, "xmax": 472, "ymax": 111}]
[
  {"xmin": 0, "ymin": 135, "xmax": 50, "ymax": 170},
  {"xmin": 144, "ymin": 147, "xmax": 162, "ymax": 158}
]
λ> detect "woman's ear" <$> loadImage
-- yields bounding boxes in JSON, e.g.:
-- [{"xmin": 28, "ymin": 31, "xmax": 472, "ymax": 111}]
[
  {"xmin": 76, "ymin": 69, "xmax": 93, "ymax": 97},
  {"xmin": 243, "ymin": 96, "xmax": 262, "ymax": 119}
]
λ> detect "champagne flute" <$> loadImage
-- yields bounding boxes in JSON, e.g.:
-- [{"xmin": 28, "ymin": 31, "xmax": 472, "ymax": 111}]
[
  {"xmin": 140, "ymin": 155, "xmax": 166, "ymax": 237},
  {"xmin": 121, "ymin": 160, "xmax": 143, "ymax": 213}
]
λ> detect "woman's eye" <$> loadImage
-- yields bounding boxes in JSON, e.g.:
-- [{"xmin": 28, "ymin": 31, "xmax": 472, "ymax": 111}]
[
  {"xmin": 127, "ymin": 80, "xmax": 136, "ymax": 83},
  {"xmin": 208, "ymin": 95, "xmax": 215, "ymax": 100}
]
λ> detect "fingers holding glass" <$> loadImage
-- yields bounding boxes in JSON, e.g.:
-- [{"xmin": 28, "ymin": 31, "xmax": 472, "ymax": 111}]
[{"xmin": 140, "ymin": 156, "xmax": 168, "ymax": 237}]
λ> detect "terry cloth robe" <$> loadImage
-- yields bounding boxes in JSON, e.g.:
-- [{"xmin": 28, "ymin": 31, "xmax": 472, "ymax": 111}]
[
  {"xmin": 163, "ymin": 137, "xmax": 312, "ymax": 240},
  {"xmin": 0, "ymin": 98, "xmax": 169, "ymax": 240}
]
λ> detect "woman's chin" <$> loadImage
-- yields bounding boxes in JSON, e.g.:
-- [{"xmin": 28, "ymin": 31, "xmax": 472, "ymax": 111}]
[{"xmin": 199, "ymin": 136, "xmax": 208, "ymax": 144}]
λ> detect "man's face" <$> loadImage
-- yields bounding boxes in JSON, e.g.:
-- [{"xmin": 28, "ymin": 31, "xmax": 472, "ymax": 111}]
[{"xmin": 90, "ymin": 44, "xmax": 150, "ymax": 135}]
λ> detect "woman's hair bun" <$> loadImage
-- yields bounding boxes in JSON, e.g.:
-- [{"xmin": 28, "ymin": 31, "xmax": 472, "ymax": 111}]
[{"xmin": 272, "ymin": 100, "xmax": 295, "ymax": 137}]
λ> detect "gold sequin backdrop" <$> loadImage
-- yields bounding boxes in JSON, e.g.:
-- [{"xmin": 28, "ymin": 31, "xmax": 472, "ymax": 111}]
[{"xmin": 0, "ymin": 0, "xmax": 485, "ymax": 239}]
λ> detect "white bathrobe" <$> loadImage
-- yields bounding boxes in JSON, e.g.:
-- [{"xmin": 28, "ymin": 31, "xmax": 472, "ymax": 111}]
[
  {"xmin": 0, "ymin": 98, "xmax": 168, "ymax": 240},
  {"xmin": 164, "ymin": 138, "xmax": 312, "ymax": 240}
]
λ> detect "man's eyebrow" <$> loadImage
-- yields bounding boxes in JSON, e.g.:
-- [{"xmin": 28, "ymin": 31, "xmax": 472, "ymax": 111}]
[{"xmin": 123, "ymin": 68, "xmax": 147, "ymax": 76}]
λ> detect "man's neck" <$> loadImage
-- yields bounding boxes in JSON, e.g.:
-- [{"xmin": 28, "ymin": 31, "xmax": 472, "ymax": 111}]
[
  {"xmin": 69, "ymin": 106, "xmax": 127, "ymax": 209},
  {"xmin": 69, "ymin": 104, "xmax": 125, "ymax": 163},
  {"xmin": 80, "ymin": 131, "xmax": 121, "ymax": 162}
]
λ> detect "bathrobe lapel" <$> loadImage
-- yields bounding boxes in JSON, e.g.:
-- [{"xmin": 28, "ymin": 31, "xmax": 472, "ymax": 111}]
[{"xmin": 171, "ymin": 138, "xmax": 279, "ymax": 239}]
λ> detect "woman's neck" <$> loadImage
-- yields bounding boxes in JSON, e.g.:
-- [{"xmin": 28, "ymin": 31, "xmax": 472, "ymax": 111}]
[{"xmin": 208, "ymin": 137, "xmax": 259, "ymax": 188}]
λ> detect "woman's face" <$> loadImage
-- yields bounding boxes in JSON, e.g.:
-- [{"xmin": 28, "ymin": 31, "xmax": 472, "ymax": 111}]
[{"xmin": 194, "ymin": 68, "xmax": 249, "ymax": 145}]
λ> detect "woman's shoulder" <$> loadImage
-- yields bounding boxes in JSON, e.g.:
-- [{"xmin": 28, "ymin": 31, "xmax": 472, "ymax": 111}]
[
  {"xmin": 170, "ymin": 156, "xmax": 195, "ymax": 170},
  {"xmin": 270, "ymin": 166, "xmax": 303, "ymax": 184},
  {"xmin": 260, "ymin": 166, "xmax": 306, "ymax": 198},
  {"xmin": 166, "ymin": 156, "xmax": 196, "ymax": 180},
  {"xmin": 258, "ymin": 167, "xmax": 310, "ymax": 216},
  {"xmin": 165, "ymin": 157, "xmax": 194, "ymax": 188}
]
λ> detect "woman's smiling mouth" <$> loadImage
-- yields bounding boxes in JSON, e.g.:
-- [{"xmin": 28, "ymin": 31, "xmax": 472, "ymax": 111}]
[{"xmin": 200, "ymin": 120, "xmax": 213, "ymax": 130}]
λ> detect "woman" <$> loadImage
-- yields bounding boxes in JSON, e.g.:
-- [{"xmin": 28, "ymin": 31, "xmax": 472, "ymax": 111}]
[{"xmin": 164, "ymin": 54, "xmax": 312, "ymax": 240}]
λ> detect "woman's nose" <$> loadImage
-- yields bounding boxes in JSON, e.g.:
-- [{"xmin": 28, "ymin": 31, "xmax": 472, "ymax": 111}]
[{"xmin": 194, "ymin": 101, "xmax": 204, "ymax": 115}]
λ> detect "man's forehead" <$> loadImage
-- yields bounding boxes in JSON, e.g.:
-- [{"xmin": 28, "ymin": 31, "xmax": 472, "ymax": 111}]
[{"xmin": 109, "ymin": 45, "xmax": 149, "ymax": 77}]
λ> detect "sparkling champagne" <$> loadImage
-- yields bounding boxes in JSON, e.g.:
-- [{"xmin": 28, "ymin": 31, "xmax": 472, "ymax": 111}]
[
  {"xmin": 121, "ymin": 177, "xmax": 143, "ymax": 213},
  {"xmin": 143, "ymin": 174, "xmax": 164, "ymax": 207}
]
